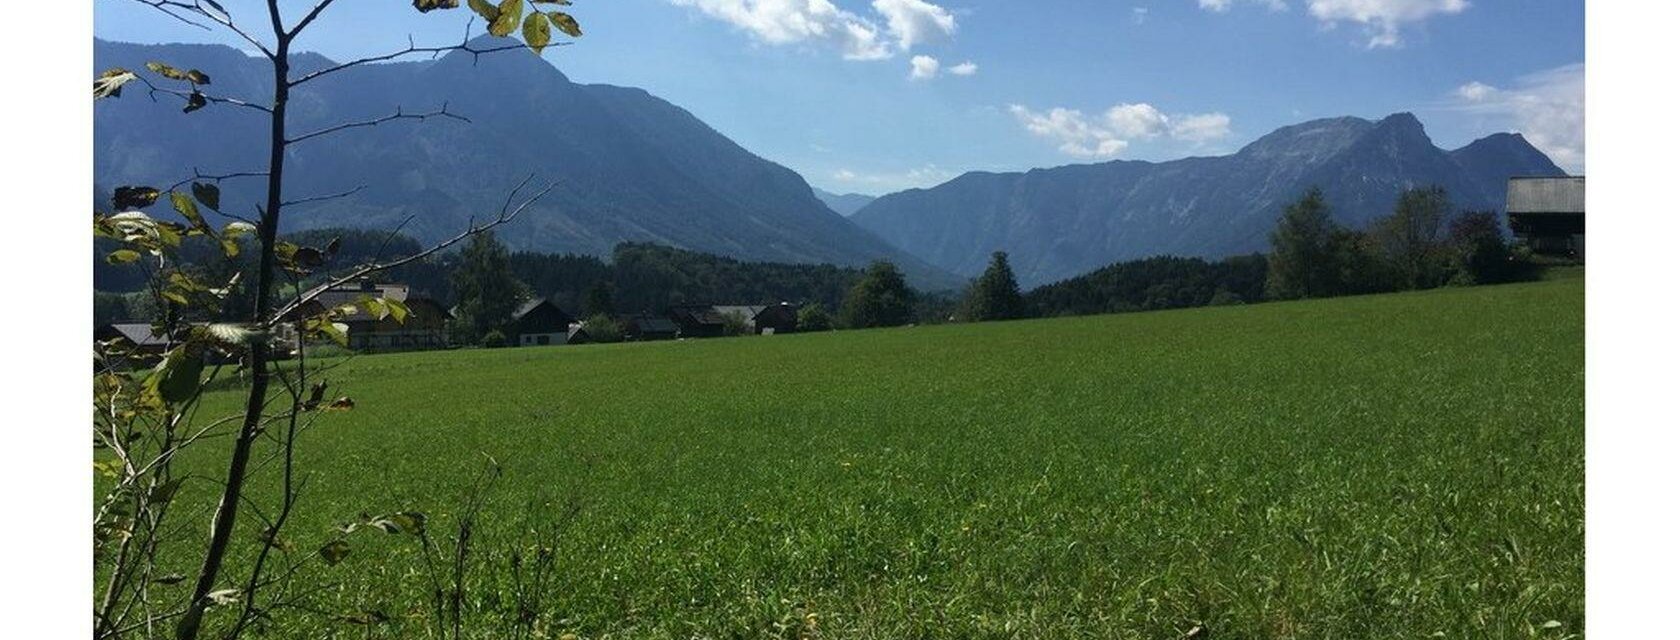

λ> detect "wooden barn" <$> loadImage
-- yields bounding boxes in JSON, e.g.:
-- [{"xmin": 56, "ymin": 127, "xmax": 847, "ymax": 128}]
[
  {"xmin": 1507, "ymin": 176, "xmax": 1585, "ymax": 259},
  {"xmin": 509, "ymin": 298, "xmax": 576, "ymax": 347},
  {"xmin": 752, "ymin": 303, "xmax": 799, "ymax": 335},
  {"xmin": 668, "ymin": 305, "xmax": 729, "ymax": 338},
  {"xmin": 625, "ymin": 315, "xmax": 679, "ymax": 341},
  {"xmin": 669, "ymin": 303, "xmax": 802, "ymax": 337}
]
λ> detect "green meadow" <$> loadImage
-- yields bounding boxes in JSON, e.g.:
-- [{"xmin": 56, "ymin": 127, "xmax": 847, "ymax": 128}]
[{"xmin": 174, "ymin": 274, "xmax": 1584, "ymax": 638}]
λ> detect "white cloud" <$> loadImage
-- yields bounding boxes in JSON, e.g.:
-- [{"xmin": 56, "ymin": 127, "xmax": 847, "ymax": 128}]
[
  {"xmin": 830, "ymin": 164, "xmax": 958, "ymax": 191},
  {"xmin": 1307, "ymin": 0, "xmax": 1468, "ymax": 48},
  {"xmin": 1011, "ymin": 103, "xmax": 1233, "ymax": 159},
  {"xmin": 948, "ymin": 60, "xmax": 979, "ymax": 76},
  {"xmin": 909, "ymin": 54, "xmax": 940, "ymax": 80},
  {"xmin": 1449, "ymin": 64, "xmax": 1585, "ymax": 172},
  {"xmin": 872, "ymin": 0, "xmax": 957, "ymax": 50},
  {"xmin": 1196, "ymin": 0, "xmax": 1464, "ymax": 48},
  {"xmin": 1170, "ymin": 112, "xmax": 1234, "ymax": 142},
  {"xmin": 1009, "ymin": 105, "xmax": 1129, "ymax": 158},
  {"xmin": 671, "ymin": 0, "xmax": 962, "ymax": 61},
  {"xmin": 670, "ymin": 0, "xmax": 891, "ymax": 60},
  {"xmin": 1132, "ymin": 7, "xmax": 1149, "ymax": 24},
  {"xmin": 1198, "ymin": 0, "xmax": 1287, "ymax": 13},
  {"xmin": 1104, "ymin": 103, "xmax": 1172, "ymax": 138},
  {"xmin": 1456, "ymin": 80, "xmax": 1496, "ymax": 102}
]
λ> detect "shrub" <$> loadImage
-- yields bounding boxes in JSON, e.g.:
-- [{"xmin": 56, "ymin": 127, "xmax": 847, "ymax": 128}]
[
  {"xmin": 582, "ymin": 314, "xmax": 623, "ymax": 343},
  {"xmin": 720, "ymin": 311, "xmax": 752, "ymax": 336},
  {"xmin": 797, "ymin": 303, "xmax": 833, "ymax": 332},
  {"xmin": 481, "ymin": 329, "xmax": 507, "ymax": 349}
]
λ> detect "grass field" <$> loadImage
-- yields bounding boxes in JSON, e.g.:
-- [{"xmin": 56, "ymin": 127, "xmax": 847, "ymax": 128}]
[{"xmin": 170, "ymin": 274, "xmax": 1584, "ymax": 638}]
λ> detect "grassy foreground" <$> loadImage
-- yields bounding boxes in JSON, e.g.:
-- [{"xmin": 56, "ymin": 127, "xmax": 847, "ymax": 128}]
[{"xmin": 179, "ymin": 276, "xmax": 1583, "ymax": 638}]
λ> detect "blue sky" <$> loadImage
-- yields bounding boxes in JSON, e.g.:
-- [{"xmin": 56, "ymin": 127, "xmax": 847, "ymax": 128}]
[{"xmin": 95, "ymin": 1, "xmax": 1584, "ymax": 195}]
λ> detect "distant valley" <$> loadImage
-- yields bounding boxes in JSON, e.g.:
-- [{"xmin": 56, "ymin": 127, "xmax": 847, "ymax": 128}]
[{"xmin": 814, "ymin": 189, "xmax": 877, "ymax": 217}]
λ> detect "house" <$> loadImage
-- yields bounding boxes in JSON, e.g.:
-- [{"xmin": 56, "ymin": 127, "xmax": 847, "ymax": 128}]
[
  {"xmin": 293, "ymin": 281, "xmax": 451, "ymax": 352},
  {"xmin": 751, "ymin": 303, "xmax": 799, "ymax": 335},
  {"xmin": 508, "ymin": 298, "xmax": 576, "ymax": 346},
  {"xmin": 624, "ymin": 314, "xmax": 679, "ymax": 341},
  {"xmin": 669, "ymin": 303, "xmax": 803, "ymax": 337},
  {"xmin": 1507, "ymin": 176, "xmax": 1585, "ymax": 259},
  {"xmin": 668, "ymin": 305, "xmax": 729, "ymax": 338}
]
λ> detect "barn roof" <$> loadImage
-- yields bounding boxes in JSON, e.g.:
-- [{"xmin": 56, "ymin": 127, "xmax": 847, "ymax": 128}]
[
  {"xmin": 99, "ymin": 323, "xmax": 173, "ymax": 347},
  {"xmin": 630, "ymin": 316, "xmax": 678, "ymax": 333},
  {"xmin": 513, "ymin": 298, "xmax": 550, "ymax": 320},
  {"xmin": 712, "ymin": 305, "xmax": 767, "ymax": 321},
  {"xmin": 1507, "ymin": 177, "xmax": 1584, "ymax": 215}
]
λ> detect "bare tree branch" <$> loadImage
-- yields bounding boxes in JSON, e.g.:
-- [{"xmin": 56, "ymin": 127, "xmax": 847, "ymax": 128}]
[
  {"xmin": 164, "ymin": 169, "xmax": 271, "ymax": 195},
  {"xmin": 289, "ymin": 0, "xmax": 340, "ymax": 38},
  {"xmin": 130, "ymin": 0, "xmax": 213, "ymax": 31},
  {"xmin": 131, "ymin": 1, "xmax": 276, "ymax": 58},
  {"xmin": 135, "ymin": 76, "xmax": 273, "ymax": 114},
  {"xmin": 267, "ymin": 176, "xmax": 557, "ymax": 327},
  {"xmin": 281, "ymin": 185, "xmax": 365, "ymax": 208},
  {"xmin": 289, "ymin": 35, "xmax": 565, "ymax": 88},
  {"xmin": 286, "ymin": 105, "xmax": 469, "ymax": 145}
]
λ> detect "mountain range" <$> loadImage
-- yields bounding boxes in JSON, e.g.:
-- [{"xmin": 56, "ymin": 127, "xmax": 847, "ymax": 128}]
[
  {"xmin": 93, "ymin": 39, "xmax": 963, "ymax": 290},
  {"xmin": 96, "ymin": 39, "xmax": 1564, "ymax": 292},
  {"xmin": 850, "ymin": 113, "xmax": 1564, "ymax": 286}
]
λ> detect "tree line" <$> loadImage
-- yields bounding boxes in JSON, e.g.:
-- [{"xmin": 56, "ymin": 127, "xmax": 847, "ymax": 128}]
[
  {"xmin": 951, "ymin": 184, "xmax": 1542, "ymax": 326},
  {"xmin": 98, "ymin": 184, "xmax": 1539, "ymax": 340}
]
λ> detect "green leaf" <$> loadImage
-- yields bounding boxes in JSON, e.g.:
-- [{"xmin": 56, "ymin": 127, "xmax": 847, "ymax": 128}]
[
  {"xmin": 385, "ymin": 297, "xmax": 410, "ymax": 324},
  {"xmin": 148, "ymin": 477, "xmax": 187, "ymax": 504},
  {"xmin": 191, "ymin": 182, "xmax": 221, "ymax": 211},
  {"xmin": 106, "ymin": 250, "xmax": 142, "ymax": 265},
  {"xmin": 318, "ymin": 540, "xmax": 351, "ymax": 566},
  {"xmin": 146, "ymin": 61, "xmax": 189, "ymax": 81},
  {"xmin": 221, "ymin": 221, "xmax": 256, "ymax": 258},
  {"xmin": 183, "ymin": 90, "xmax": 208, "ymax": 113},
  {"xmin": 146, "ymin": 348, "xmax": 205, "ymax": 406},
  {"xmin": 412, "ymin": 0, "xmax": 461, "ymax": 11},
  {"xmin": 93, "ymin": 459, "xmax": 123, "ymax": 478},
  {"xmin": 490, "ymin": 0, "xmax": 524, "ymax": 37},
  {"xmin": 467, "ymin": 0, "xmax": 499, "ymax": 24},
  {"xmin": 314, "ymin": 320, "xmax": 349, "ymax": 347},
  {"xmin": 94, "ymin": 68, "xmax": 138, "ymax": 100},
  {"xmin": 113, "ymin": 186, "xmax": 161, "ymax": 210},
  {"xmin": 154, "ymin": 221, "xmax": 184, "ymax": 249},
  {"xmin": 171, "ymin": 191, "xmax": 205, "ymax": 230},
  {"xmin": 548, "ymin": 11, "xmax": 582, "ymax": 38},
  {"xmin": 523, "ymin": 11, "xmax": 552, "ymax": 54}
]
